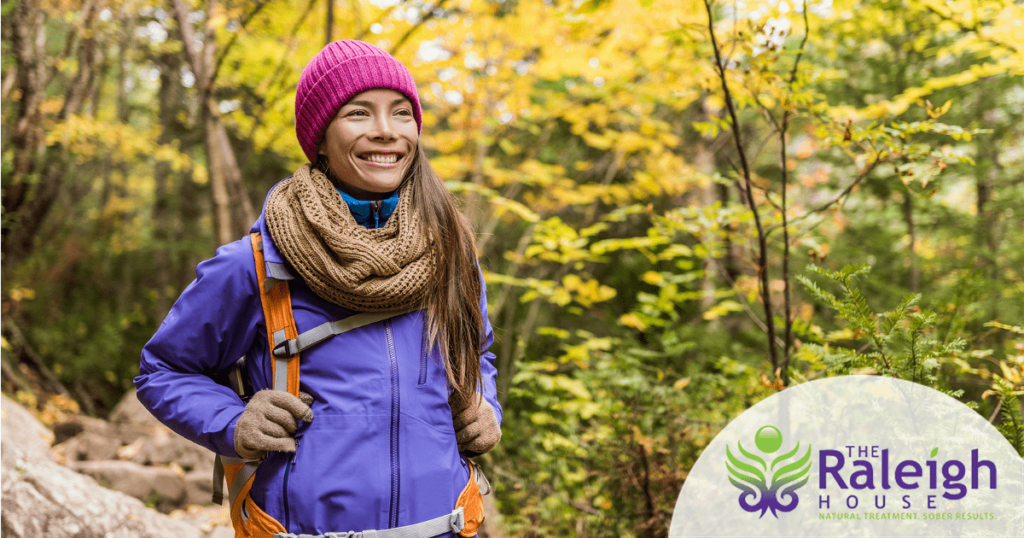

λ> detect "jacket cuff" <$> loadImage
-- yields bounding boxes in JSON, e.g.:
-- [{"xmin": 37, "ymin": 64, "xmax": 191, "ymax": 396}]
[{"xmin": 221, "ymin": 410, "xmax": 245, "ymax": 459}]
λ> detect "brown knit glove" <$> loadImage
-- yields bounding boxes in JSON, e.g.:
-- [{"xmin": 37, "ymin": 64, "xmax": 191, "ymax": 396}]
[
  {"xmin": 452, "ymin": 393, "xmax": 501, "ymax": 455},
  {"xmin": 234, "ymin": 390, "xmax": 314, "ymax": 461}
]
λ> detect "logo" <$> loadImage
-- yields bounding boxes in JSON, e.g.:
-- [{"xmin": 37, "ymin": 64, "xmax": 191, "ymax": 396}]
[
  {"xmin": 725, "ymin": 425, "xmax": 812, "ymax": 518},
  {"xmin": 671, "ymin": 377, "xmax": 1024, "ymax": 537}
]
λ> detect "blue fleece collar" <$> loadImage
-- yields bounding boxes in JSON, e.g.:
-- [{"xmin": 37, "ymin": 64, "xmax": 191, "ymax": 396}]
[{"xmin": 336, "ymin": 188, "xmax": 399, "ymax": 229}]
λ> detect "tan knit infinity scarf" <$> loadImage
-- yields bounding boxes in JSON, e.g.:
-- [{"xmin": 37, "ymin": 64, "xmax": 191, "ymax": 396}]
[{"xmin": 265, "ymin": 163, "xmax": 436, "ymax": 312}]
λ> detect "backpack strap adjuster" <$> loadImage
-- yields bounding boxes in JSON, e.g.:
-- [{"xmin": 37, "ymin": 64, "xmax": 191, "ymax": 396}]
[{"xmin": 272, "ymin": 338, "xmax": 299, "ymax": 358}]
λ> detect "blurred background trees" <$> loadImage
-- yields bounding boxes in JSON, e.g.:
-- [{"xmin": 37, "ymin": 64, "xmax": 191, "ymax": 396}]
[{"xmin": 2, "ymin": 0, "xmax": 1022, "ymax": 535}]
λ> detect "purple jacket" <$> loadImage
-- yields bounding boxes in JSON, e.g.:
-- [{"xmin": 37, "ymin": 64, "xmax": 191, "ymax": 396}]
[{"xmin": 136, "ymin": 196, "xmax": 501, "ymax": 535}]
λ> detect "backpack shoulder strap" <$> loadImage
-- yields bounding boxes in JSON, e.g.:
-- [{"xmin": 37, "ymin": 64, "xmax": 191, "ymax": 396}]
[
  {"xmin": 213, "ymin": 233, "xmax": 304, "ymax": 508},
  {"xmin": 250, "ymin": 232, "xmax": 301, "ymax": 396}
]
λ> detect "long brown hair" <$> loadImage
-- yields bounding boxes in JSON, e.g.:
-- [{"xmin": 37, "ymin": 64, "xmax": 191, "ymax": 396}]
[
  {"xmin": 402, "ymin": 143, "xmax": 484, "ymax": 406},
  {"xmin": 315, "ymin": 142, "xmax": 484, "ymax": 403}
]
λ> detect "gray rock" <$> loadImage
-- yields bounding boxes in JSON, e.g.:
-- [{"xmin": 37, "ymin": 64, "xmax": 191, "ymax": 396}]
[
  {"xmin": 1, "ymin": 395, "xmax": 54, "ymax": 462},
  {"xmin": 55, "ymin": 413, "xmax": 152, "ymax": 446},
  {"xmin": 132, "ymin": 429, "xmax": 215, "ymax": 474},
  {"xmin": 169, "ymin": 505, "xmax": 233, "ymax": 537},
  {"xmin": 185, "ymin": 469, "xmax": 215, "ymax": 506},
  {"xmin": 1, "ymin": 399, "xmax": 204, "ymax": 538},
  {"xmin": 53, "ymin": 430, "xmax": 122, "ymax": 463},
  {"xmin": 53, "ymin": 415, "xmax": 111, "ymax": 444},
  {"xmin": 71, "ymin": 460, "xmax": 187, "ymax": 512},
  {"xmin": 207, "ymin": 527, "xmax": 235, "ymax": 538},
  {"xmin": 109, "ymin": 387, "xmax": 161, "ymax": 427}
]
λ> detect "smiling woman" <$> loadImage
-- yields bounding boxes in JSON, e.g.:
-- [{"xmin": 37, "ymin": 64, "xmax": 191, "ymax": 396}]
[
  {"xmin": 318, "ymin": 90, "xmax": 420, "ymax": 198},
  {"xmin": 135, "ymin": 40, "xmax": 501, "ymax": 538}
]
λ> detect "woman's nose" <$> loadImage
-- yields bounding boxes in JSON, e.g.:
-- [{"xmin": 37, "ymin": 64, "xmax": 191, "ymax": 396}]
[{"xmin": 369, "ymin": 114, "xmax": 396, "ymax": 140}]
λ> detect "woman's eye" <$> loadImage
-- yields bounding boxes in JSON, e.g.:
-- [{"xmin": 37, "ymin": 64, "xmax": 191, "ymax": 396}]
[
  {"xmin": 346, "ymin": 110, "xmax": 368, "ymax": 117},
  {"xmin": 395, "ymin": 109, "xmax": 412, "ymax": 116}
]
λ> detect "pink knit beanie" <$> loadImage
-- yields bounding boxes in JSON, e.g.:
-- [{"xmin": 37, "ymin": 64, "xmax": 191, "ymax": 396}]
[{"xmin": 295, "ymin": 40, "xmax": 422, "ymax": 162}]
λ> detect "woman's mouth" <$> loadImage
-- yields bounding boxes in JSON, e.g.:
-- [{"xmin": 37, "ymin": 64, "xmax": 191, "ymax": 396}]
[{"xmin": 359, "ymin": 152, "xmax": 402, "ymax": 165}]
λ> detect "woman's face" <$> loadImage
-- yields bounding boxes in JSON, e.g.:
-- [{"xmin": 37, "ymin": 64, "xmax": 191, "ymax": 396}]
[{"xmin": 318, "ymin": 88, "xmax": 419, "ymax": 199}]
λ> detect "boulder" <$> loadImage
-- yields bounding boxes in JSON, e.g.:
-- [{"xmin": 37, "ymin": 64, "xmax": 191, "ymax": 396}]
[
  {"xmin": 44, "ymin": 389, "xmax": 217, "ymax": 513},
  {"xmin": 109, "ymin": 387, "xmax": 161, "ymax": 427},
  {"xmin": 1, "ymin": 397, "xmax": 205, "ymax": 538},
  {"xmin": 52, "ymin": 430, "xmax": 122, "ymax": 464},
  {"xmin": 131, "ymin": 428, "xmax": 215, "ymax": 474},
  {"xmin": 55, "ymin": 413, "xmax": 151, "ymax": 445},
  {"xmin": 185, "ymin": 469, "xmax": 215, "ymax": 506},
  {"xmin": 208, "ymin": 527, "xmax": 235, "ymax": 538},
  {"xmin": 169, "ymin": 505, "xmax": 233, "ymax": 537},
  {"xmin": 1, "ymin": 395, "xmax": 54, "ymax": 462},
  {"xmin": 71, "ymin": 460, "xmax": 187, "ymax": 512}
]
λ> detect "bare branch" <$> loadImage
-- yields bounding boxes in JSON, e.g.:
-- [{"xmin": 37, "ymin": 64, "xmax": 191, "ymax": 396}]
[
  {"xmin": 778, "ymin": 0, "xmax": 809, "ymax": 386},
  {"xmin": 170, "ymin": 0, "xmax": 206, "ymax": 87},
  {"xmin": 389, "ymin": 0, "xmax": 451, "ymax": 55},
  {"xmin": 769, "ymin": 153, "xmax": 883, "ymax": 234},
  {"xmin": 709, "ymin": 259, "xmax": 787, "ymax": 350},
  {"xmin": 209, "ymin": 0, "xmax": 272, "ymax": 90},
  {"xmin": 703, "ymin": 0, "xmax": 780, "ymax": 375}
]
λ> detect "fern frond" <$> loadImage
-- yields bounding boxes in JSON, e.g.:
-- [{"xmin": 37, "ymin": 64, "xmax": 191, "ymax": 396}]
[
  {"xmin": 797, "ymin": 275, "xmax": 841, "ymax": 310},
  {"xmin": 879, "ymin": 294, "xmax": 920, "ymax": 339},
  {"xmin": 994, "ymin": 377, "xmax": 1024, "ymax": 457}
]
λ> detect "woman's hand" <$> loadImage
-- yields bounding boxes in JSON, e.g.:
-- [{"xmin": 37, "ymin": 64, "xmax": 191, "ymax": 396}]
[
  {"xmin": 234, "ymin": 390, "xmax": 315, "ymax": 460},
  {"xmin": 452, "ymin": 393, "xmax": 501, "ymax": 455}
]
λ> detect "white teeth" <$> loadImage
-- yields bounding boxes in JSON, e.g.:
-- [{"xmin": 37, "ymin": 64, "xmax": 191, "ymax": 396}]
[{"xmin": 364, "ymin": 154, "xmax": 398, "ymax": 164}]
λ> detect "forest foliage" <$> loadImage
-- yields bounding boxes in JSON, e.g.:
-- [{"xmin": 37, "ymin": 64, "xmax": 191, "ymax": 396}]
[{"xmin": 2, "ymin": 0, "xmax": 1023, "ymax": 535}]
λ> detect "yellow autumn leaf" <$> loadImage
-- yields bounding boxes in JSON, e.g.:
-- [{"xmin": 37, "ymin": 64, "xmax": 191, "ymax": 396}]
[{"xmin": 620, "ymin": 313, "xmax": 647, "ymax": 331}]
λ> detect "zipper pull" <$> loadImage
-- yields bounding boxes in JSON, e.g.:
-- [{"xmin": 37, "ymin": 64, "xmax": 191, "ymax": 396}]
[
  {"xmin": 292, "ymin": 433, "xmax": 303, "ymax": 469},
  {"xmin": 370, "ymin": 199, "xmax": 382, "ymax": 229}
]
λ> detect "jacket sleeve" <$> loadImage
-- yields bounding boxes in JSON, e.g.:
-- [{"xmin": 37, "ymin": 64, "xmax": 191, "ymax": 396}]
[
  {"xmin": 478, "ymin": 270, "xmax": 502, "ymax": 426},
  {"xmin": 135, "ymin": 238, "xmax": 263, "ymax": 457}
]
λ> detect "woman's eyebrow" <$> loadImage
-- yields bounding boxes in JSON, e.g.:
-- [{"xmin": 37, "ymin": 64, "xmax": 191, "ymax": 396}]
[{"xmin": 343, "ymin": 98, "xmax": 410, "ymax": 108}]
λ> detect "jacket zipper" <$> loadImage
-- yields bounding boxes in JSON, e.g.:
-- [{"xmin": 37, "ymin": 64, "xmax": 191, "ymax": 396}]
[
  {"xmin": 282, "ymin": 431, "xmax": 302, "ymax": 531},
  {"xmin": 371, "ymin": 200, "xmax": 382, "ymax": 229},
  {"xmin": 418, "ymin": 317, "xmax": 428, "ymax": 385},
  {"xmin": 385, "ymin": 319, "xmax": 401, "ymax": 528}
]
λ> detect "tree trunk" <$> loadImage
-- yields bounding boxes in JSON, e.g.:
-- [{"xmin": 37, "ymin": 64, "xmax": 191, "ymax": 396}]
[
  {"xmin": 695, "ymin": 142, "xmax": 717, "ymax": 314},
  {"xmin": 152, "ymin": 45, "xmax": 188, "ymax": 319},
  {"xmin": 4, "ymin": 0, "xmax": 103, "ymax": 264},
  {"xmin": 171, "ymin": 0, "xmax": 256, "ymax": 247},
  {"xmin": 205, "ymin": 114, "xmax": 237, "ymax": 246},
  {"xmin": 326, "ymin": 0, "xmax": 334, "ymax": 45},
  {"xmin": 4, "ymin": 2, "xmax": 46, "ymax": 224}
]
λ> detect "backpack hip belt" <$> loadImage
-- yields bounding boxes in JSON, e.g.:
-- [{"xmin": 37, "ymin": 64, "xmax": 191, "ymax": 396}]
[{"xmin": 273, "ymin": 507, "xmax": 465, "ymax": 538}]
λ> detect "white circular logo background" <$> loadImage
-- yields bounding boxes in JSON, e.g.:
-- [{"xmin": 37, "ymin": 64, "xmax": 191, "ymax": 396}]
[{"xmin": 670, "ymin": 376, "xmax": 1024, "ymax": 537}]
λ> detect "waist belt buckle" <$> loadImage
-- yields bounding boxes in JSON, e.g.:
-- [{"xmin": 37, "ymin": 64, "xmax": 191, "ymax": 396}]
[{"xmin": 451, "ymin": 506, "xmax": 466, "ymax": 533}]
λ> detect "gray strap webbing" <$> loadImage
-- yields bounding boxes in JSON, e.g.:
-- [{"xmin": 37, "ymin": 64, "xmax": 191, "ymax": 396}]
[
  {"xmin": 272, "ymin": 329, "xmax": 289, "ymax": 391},
  {"xmin": 273, "ymin": 506, "xmax": 464, "ymax": 538},
  {"xmin": 213, "ymin": 455, "xmax": 253, "ymax": 505},
  {"xmin": 227, "ymin": 459, "xmax": 260, "ymax": 515},
  {"xmin": 211, "ymin": 455, "xmax": 226, "ymax": 504},
  {"xmin": 267, "ymin": 261, "xmax": 294, "ymax": 280},
  {"xmin": 272, "ymin": 310, "xmax": 415, "ymax": 359},
  {"xmin": 263, "ymin": 262, "xmax": 292, "ymax": 293}
]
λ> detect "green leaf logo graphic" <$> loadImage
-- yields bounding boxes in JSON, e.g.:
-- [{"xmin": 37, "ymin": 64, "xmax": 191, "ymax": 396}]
[
  {"xmin": 930, "ymin": 447, "xmax": 939, "ymax": 458},
  {"xmin": 725, "ymin": 425, "xmax": 812, "ymax": 518}
]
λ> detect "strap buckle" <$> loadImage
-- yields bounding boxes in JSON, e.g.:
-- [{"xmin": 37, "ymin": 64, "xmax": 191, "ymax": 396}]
[
  {"xmin": 273, "ymin": 339, "xmax": 299, "ymax": 358},
  {"xmin": 450, "ymin": 506, "xmax": 465, "ymax": 532}
]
